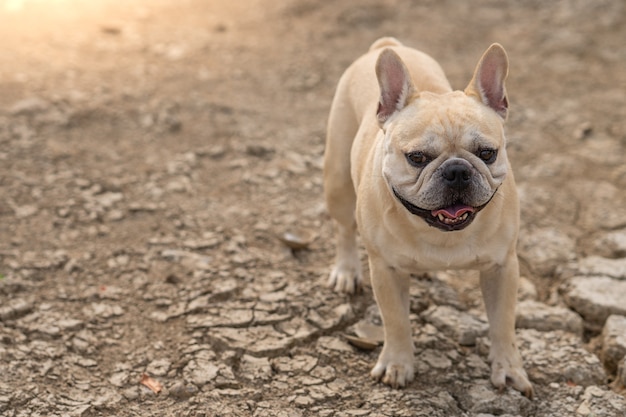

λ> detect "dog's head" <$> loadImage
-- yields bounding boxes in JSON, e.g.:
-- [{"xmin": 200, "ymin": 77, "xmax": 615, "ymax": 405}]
[{"xmin": 377, "ymin": 44, "xmax": 510, "ymax": 231}]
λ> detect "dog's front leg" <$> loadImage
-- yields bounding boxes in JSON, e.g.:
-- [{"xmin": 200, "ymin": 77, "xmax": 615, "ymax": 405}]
[
  {"xmin": 480, "ymin": 253, "xmax": 534, "ymax": 398},
  {"xmin": 369, "ymin": 255, "xmax": 414, "ymax": 388}
]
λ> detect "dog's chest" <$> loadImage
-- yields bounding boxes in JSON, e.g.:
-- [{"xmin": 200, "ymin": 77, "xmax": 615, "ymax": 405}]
[{"xmin": 384, "ymin": 236, "xmax": 497, "ymax": 273}]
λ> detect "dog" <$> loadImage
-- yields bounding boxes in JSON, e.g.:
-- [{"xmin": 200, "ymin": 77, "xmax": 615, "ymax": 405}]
[{"xmin": 323, "ymin": 37, "xmax": 533, "ymax": 397}]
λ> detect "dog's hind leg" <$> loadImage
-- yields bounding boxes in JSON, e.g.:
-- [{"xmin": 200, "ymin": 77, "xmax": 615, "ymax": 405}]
[{"xmin": 323, "ymin": 76, "xmax": 362, "ymax": 294}]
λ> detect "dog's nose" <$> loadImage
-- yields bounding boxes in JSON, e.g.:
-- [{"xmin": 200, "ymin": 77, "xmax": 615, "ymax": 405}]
[{"xmin": 442, "ymin": 164, "xmax": 471, "ymax": 189}]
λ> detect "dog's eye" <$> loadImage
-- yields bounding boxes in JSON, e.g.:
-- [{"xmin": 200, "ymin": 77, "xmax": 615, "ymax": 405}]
[
  {"xmin": 478, "ymin": 149, "xmax": 497, "ymax": 164},
  {"xmin": 405, "ymin": 151, "xmax": 430, "ymax": 167}
]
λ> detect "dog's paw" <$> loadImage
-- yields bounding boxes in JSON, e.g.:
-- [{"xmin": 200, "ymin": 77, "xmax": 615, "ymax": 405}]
[
  {"xmin": 490, "ymin": 356, "xmax": 534, "ymax": 399},
  {"xmin": 328, "ymin": 263, "xmax": 362, "ymax": 294},
  {"xmin": 370, "ymin": 355, "xmax": 414, "ymax": 389}
]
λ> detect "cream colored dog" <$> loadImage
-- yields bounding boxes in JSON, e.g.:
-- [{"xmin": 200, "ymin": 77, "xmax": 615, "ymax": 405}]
[{"xmin": 323, "ymin": 37, "xmax": 533, "ymax": 397}]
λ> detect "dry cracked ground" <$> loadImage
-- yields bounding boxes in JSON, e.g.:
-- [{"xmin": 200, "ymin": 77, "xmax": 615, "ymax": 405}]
[{"xmin": 1, "ymin": 0, "xmax": 626, "ymax": 416}]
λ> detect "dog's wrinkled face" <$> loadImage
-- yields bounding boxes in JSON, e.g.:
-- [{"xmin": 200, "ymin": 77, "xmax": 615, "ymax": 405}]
[{"xmin": 381, "ymin": 92, "xmax": 508, "ymax": 231}]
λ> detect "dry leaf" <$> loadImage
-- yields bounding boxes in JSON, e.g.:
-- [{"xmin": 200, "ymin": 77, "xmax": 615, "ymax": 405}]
[
  {"xmin": 140, "ymin": 373, "xmax": 163, "ymax": 394},
  {"xmin": 344, "ymin": 334, "xmax": 380, "ymax": 351},
  {"xmin": 278, "ymin": 230, "xmax": 316, "ymax": 250}
]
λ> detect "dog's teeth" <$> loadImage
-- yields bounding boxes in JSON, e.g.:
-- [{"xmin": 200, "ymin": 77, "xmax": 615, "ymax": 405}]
[
  {"xmin": 438, "ymin": 214, "xmax": 445, "ymax": 222},
  {"xmin": 461, "ymin": 213, "xmax": 468, "ymax": 220}
]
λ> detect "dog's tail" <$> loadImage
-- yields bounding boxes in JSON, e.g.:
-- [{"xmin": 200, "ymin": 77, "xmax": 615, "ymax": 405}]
[{"xmin": 369, "ymin": 37, "xmax": 402, "ymax": 52}]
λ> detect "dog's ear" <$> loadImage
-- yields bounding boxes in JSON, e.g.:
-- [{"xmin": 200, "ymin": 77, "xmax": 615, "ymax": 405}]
[
  {"xmin": 376, "ymin": 48, "xmax": 415, "ymax": 125},
  {"xmin": 465, "ymin": 43, "xmax": 509, "ymax": 120}
]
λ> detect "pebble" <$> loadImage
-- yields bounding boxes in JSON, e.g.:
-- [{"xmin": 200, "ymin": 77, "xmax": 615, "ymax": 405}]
[
  {"xmin": 562, "ymin": 276, "xmax": 626, "ymax": 326},
  {"xmin": 10, "ymin": 97, "xmax": 50, "ymax": 115},
  {"xmin": 517, "ymin": 227, "xmax": 576, "ymax": 274},
  {"xmin": 569, "ymin": 256, "xmax": 626, "ymax": 280},
  {"xmin": 575, "ymin": 385, "xmax": 626, "ymax": 417},
  {"xmin": 600, "ymin": 315, "xmax": 626, "ymax": 373},
  {"xmin": 0, "ymin": 299, "xmax": 33, "ymax": 320},
  {"xmin": 618, "ymin": 358, "xmax": 626, "ymax": 387},
  {"xmin": 146, "ymin": 358, "xmax": 172, "ymax": 377},
  {"xmin": 517, "ymin": 329, "xmax": 606, "ymax": 386},
  {"xmin": 240, "ymin": 355, "xmax": 273, "ymax": 381},
  {"xmin": 183, "ymin": 358, "xmax": 220, "ymax": 386},
  {"xmin": 457, "ymin": 382, "xmax": 531, "ymax": 415},
  {"xmin": 420, "ymin": 349, "xmax": 452, "ymax": 369},
  {"xmin": 422, "ymin": 305, "xmax": 488, "ymax": 346},
  {"xmin": 516, "ymin": 300, "xmax": 583, "ymax": 335},
  {"xmin": 271, "ymin": 355, "xmax": 318, "ymax": 374},
  {"xmin": 168, "ymin": 381, "xmax": 198, "ymax": 400},
  {"xmin": 593, "ymin": 229, "xmax": 626, "ymax": 258}
]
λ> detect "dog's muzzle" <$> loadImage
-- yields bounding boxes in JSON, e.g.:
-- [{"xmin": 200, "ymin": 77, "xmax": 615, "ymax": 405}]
[{"xmin": 391, "ymin": 187, "xmax": 498, "ymax": 232}]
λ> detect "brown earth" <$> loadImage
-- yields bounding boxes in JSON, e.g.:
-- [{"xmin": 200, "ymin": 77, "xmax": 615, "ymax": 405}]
[{"xmin": 1, "ymin": 0, "xmax": 625, "ymax": 416}]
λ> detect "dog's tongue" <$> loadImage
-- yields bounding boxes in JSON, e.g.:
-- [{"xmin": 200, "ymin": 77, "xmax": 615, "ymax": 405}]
[{"xmin": 431, "ymin": 204, "xmax": 475, "ymax": 219}]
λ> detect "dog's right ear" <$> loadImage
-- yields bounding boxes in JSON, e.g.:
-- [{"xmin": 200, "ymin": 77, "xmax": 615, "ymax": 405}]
[{"xmin": 376, "ymin": 49, "xmax": 415, "ymax": 126}]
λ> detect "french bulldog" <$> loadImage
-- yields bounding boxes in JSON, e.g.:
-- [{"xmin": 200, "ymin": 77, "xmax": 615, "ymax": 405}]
[{"xmin": 323, "ymin": 37, "xmax": 533, "ymax": 397}]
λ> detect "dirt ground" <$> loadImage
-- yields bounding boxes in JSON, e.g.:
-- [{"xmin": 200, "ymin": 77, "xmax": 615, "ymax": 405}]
[{"xmin": 1, "ymin": 0, "xmax": 626, "ymax": 416}]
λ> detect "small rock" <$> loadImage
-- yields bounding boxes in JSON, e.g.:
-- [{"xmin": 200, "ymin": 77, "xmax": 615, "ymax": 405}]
[
  {"xmin": 518, "ymin": 228, "xmax": 576, "ymax": 275},
  {"xmin": 562, "ymin": 276, "xmax": 626, "ymax": 326},
  {"xmin": 57, "ymin": 318, "xmax": 84, "ymax": 332},
  {"xmin": 12, "ymin": 203, "xmax": 38, "ymax": 219},
  {"xmin": 271, "ymin": 355, "xmax": 318, "ymax": 374},
  {"xmin": 76, "ymin": 357, "xmax": 98, "ymax": 368},
  {"xmin": 423, "ymin": 305, "xmax": 488, "ymax": 346},
  {"xmin": 93, "ymin": 192, "xmax": 124, "ymax": 208},
  {"xmin": 518, "ymin": 276, "xmax": 538, "ymax": 301},
  {"xmin": 310, "ymin": 365, "xmax": 335, "ymax": 382},
  {"xmin": 457, "ymin": 381, "xmax": 531, "ymax": 414},
  {"xmin": 84, "ymin": 302, "xmax": 124, "ymax": 319},
  {"xmin": 516, "ymin": 300, "xmax": 583, "ymax": 335},
  {"xmin": 9, "ymin": 97, "xmax": 50, "ymax": 115},
  {"xmin": 307, "ymin": 303, "xmax": 353, "ymax": 330},
  {"xmin": 169, "ymin": 381, "xmax": 198, "ymax": 400},
  {"xmin": 109, "ymin": 371, "xmax": 130, "ymax": 387},
  {"xmin": 198, "ymin": 144, "xmax": 228, "ymax": 159},
  {"xmin": 122, "ymin": 386, "xmax": 140, "ymax": 401},
  {"xmin": 184, "ymin": 358, "xmax": 220, "ymax": 386},
  {"xmin": 420, "ymin": 349, "xmax": 452, "ymax": 369},
  {"xmin": 240, "ymin": 355, "xmax": 272, "ymax": 381},
  {"xmin": 100, "ymin": 23, "xmax": 122, "ymax": 35},
  {"xmin": 0, "ymin": 299, "xmax": 33, "ymax": 320},
  {"xmin": 573, "ymin": 121, "xmax": 593, "ymax": 140},
  {"xmin": 575, "ymin": 385, "xmax": 626, "ymax": 417},
  {"xmin": 569, "ymin": 256, "xmax": 626, "ymax": 280},
  {"xmin": 106, "ymin": 209, "xmax": 126, "ymax": 221},
  {"xmin": 161, "ymin": 249, "xmax": 212, "ymax": 270},
  {"xmin": 182, "ymin": 237, "xmax": 221, "ymax": 250},
  {"xmin": 146, "ymin": 359, "xmax": 172, "ymax": 377},
  {"xmin": 600, "ymin": 315, "xmax": 626, "ymax": 373},
  {"xmin": 577, "ymin": 181, "xmax": 626, "ymax": 230},
  {"xmin": 245, "ymin": 144, "xmax": 274, "ymax": 158},
  {"xmin": 618, "ymin": 357, "xmax": 626, "ymax": 387},
  {"xmin": 278, "ymin": 230, "xmax": 316, "ymax": 250},
  {"xmin": 186, "ymin": 302, "xmax": 254, "ymax": 328},
  {"xmin": 593, "ymin": 229, "xmax": 626, "ymax": 258},
  {"xmin": 166, "ymin": 177, "xmax": 191, "ymax": 193},
  {"xmin": 211, "ymin": 323, "xmax": 310, "ymax": 355},
  {"xmin": 517, "ymin": 329, "xmax": 606, "ymax": 386}
]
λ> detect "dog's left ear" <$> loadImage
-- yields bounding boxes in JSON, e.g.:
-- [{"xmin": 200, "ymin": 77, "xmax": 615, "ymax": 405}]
[
  {"xmin": 376, "ymin": 48, "xmax": 415, "ymax": 126},
  {"xmin": 465, "ymin": 43, "xmax": 509, "ymax": 120}
]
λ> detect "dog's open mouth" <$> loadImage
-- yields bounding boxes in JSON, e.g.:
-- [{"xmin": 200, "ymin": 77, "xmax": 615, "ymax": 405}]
[
  {"xmin": 429, "ymin": 204, "xmax": 475, "ymax": 231},
  {"xmin": 392, "ymin": 188, "xmax": 493, "ymax": 232}
]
